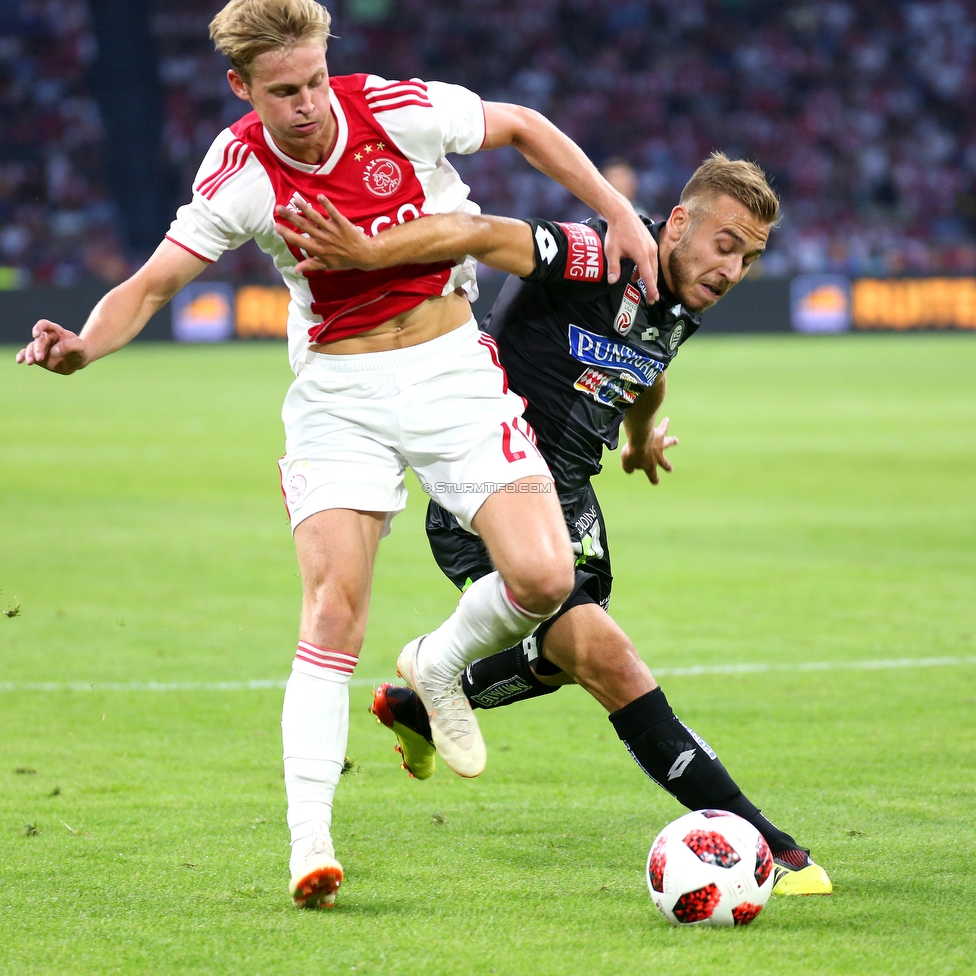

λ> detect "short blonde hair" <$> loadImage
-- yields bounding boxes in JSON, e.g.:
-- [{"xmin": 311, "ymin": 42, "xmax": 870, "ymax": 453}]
[
  {"xmin": 210, "ymin": 0, "xmax": 333, "ymax": 83},
  {"xmin": 680, "ymin": 152, "xmax": 780, "ymax": 225}
]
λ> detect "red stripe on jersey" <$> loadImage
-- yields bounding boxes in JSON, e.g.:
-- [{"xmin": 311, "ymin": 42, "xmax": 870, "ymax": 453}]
[
  {"xmin": 197, "ymin": 140, "xmax": 246, "ymax": 196},
  {"xmin": 365, "ymin": 88, "xmax": 429, "ymax": 104},
  {"xmin": 201, "ymin": 145, "xmax": 251, "ymax": 200},
  {"xmin": 365, "ymin": 80, "xmax": 428, "ymax": 98},
  {"xmin": 164, "ymin": 235, "xmax": 214, "ymax": 263},
  {"xmin": 366, "ymin": 96, "xmax": 432, "ymax": 112},
  {"xmin": 196, "ymin": 139, "xmax": 236, "ymax": 195},
  {"xmin": 478, "ymin": 333, "xmax": 509, "ymax": 393},
  {"xmin": 365, "ymin": 81, "xmax": 431, "ymax": 111}
]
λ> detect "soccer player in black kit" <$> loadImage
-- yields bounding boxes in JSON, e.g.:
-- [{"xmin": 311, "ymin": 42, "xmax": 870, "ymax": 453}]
[{"xmin": 276, "ymin": 152, "xmax": 832, "ymax": 896}]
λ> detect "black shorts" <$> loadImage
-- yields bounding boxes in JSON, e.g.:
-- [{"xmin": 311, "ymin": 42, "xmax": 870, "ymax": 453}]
[{"xmin": 424, "ymin": 481, "xmax": 613, "ymax": 611}]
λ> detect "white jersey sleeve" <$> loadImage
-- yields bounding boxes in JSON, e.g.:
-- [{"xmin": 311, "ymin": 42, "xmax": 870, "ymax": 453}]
[
  {"xmin": 363, "ymin": 75, "xmax": 485, "ymax": 164},
  {"xmin": 424, "ymin": 81, "xmax": 486, "ymax": 156},
  {"xmin": 166, "ymin": 129, "xmax": 275, "ymax": 262}
]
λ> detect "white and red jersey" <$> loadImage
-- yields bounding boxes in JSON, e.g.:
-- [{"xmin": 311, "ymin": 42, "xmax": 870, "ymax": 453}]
[{"xmin": 166, "ymin": 74, "xmax": 487, "ymax": 373}]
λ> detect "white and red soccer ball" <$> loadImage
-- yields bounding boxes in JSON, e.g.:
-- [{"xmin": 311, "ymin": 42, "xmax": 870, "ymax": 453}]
[{"xmin": 646, "ymin": 810, "xmax": 775, "ymax": 927}]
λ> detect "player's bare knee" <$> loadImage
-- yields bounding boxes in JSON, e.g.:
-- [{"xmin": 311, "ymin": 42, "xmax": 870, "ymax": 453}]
[
  {"xmin": 602, "ymin": 633, "xmax": 647, "ymax": 679},
  {"xmin": 509, "ymin": 559, "xmax": 574, "ymax": 615},
  {"xmin": 303, "ymin": 589, "xmax": 365, "ymax": 651}
]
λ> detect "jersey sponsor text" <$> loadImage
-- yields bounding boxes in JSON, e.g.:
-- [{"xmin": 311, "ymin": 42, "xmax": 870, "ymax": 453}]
[
  {"xmin": 558, "ymin": 222, "xmax": 603, "ymax": 281},
  {"xmin": 568, "ymin": 323, "xmax": 664, "ymax": 387}
]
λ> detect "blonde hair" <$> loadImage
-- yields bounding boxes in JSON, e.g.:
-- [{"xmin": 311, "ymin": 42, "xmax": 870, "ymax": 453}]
[
  {"xmin": 210, "ymin": 0, "xmax": 333, "ymax": 83},
  {"xmin": 680, "ymin": 152, "xmax": 780, "ymax": 225}
]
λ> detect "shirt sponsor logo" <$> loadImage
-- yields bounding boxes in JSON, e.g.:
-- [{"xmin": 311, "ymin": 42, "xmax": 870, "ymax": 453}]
[
  {"xmin": 363, "ymin": 156, "xmax": 403, "ymax": 198},
  {"xmin": 568, "ymin": 324, "xmax": 664, "ymax": 386},
  {"xmin": 557, "ymin": 222, "xmax": 603, "ymax": 281},
  {"xmin": 574, "ymin": 367, "xmax": 639, "ymax": 406},
  {"xmin": 614, "ymin": 283, "xmax": 642, "ymax": 336}
]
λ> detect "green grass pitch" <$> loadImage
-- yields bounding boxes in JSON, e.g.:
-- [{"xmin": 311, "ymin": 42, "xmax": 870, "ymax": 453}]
[{"xmin": 1, "ymin": 334, "xmax": 974, "ymax": 975}]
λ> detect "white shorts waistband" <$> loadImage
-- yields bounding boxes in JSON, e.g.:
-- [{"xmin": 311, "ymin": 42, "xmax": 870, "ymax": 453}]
[{"xmin": 301, "ymin": 317, "xmax": 478, "ymax": 374}]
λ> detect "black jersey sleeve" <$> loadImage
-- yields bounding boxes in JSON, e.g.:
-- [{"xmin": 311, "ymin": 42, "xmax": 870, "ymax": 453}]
[{"xmin": 521, "ymin": 218, "xmax": 611, "ymax": 292}]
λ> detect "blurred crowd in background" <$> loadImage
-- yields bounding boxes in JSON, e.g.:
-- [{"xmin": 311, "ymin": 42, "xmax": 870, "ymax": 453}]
[{"xmin": 2, "ymin": 0, "xmax": 976, "ymax": 287}]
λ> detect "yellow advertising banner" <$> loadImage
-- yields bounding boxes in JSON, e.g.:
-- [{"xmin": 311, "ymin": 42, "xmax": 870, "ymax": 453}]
[
  {"xmin": 235, "ymin": 286, "xmax": 290, "ymax": 338},
  {"xmin": 852, "ymin": 278, "xmax": 976, "ymax": 330}
]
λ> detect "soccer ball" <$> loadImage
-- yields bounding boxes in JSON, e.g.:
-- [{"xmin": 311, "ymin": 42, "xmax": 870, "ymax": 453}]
[{"xmin": 646, "ymin": 810, "xmax": 775, "ymax": 927}]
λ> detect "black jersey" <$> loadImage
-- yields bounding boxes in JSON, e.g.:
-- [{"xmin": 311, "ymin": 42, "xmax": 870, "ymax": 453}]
[{"xmin": 482, "ymin": 217, "xmax": 701, "ymax": 494}]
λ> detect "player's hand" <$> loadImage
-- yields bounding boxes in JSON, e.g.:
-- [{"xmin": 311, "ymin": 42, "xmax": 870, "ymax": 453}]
[
  {"xmin": 604, "ymin": 203, "xmax": 659, "ymax": 301},
  {"xmin": 274, "ymin": 194, "xmax": 374, "ymax": 273},
  {"xmin": 15, "ymin": 320, "xmax": 90, "ymax": 374},
  {"xmin": 621, "ymin": 417, "xmax": 678, "ymax": 485}
]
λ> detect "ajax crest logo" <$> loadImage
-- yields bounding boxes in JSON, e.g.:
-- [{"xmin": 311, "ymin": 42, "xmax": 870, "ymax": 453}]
[
  {"xmin": 363, "ymin": 157, "xmax": 403, "ymax": 198},
  {"xmin": 286, "ymin": 473, "xmax": 308, "ymax": 506}
]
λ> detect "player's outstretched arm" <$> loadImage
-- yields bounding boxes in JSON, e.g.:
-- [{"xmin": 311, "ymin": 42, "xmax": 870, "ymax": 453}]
[
  {"xmin": 621, "ymin": 374, "xmax": 679, "ymax": 486},
  {"xmin": 482, "ymin": 102, "xmax": 659, "ymax": 298},
  {"xmin": 276, "ymin": 195, "xmax": 536, "ymax": 277},
  {"xmin": 16, "ymin": 241, "xmax": 208, "ymax": 374}
]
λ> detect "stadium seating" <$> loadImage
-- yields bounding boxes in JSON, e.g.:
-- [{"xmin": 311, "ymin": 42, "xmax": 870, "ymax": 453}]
[{"xmin": 2, "ymin": 0, "xmax": 975, "ymax": 285}]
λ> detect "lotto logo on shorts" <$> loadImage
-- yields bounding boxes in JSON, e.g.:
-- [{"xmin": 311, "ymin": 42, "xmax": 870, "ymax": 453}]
[{"xmin": 557, "ymin": 222, "xmax": 603, "ymax": 281}]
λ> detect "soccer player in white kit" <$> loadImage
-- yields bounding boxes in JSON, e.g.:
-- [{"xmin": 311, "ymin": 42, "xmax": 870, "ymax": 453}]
[{"xmin": 16, "ymin": 0, "xmax": 659, "ymax": 909}]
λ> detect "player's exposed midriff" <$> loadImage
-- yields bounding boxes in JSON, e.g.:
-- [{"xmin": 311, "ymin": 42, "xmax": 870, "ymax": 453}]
[{"xmin": 308, "ymin": 289, "xmax": 473, "ymax": 354}]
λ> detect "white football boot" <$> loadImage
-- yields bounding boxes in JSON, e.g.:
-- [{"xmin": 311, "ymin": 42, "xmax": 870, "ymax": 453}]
[
  {"xmin": 289, "ymin": 833, "xmax": 343, "ymax": 909},
  {"xmin": 397, "ymin": 636, "xmax": 486, "ymax": 778}
]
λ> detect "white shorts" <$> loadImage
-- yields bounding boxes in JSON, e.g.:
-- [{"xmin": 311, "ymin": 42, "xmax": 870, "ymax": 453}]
[{"xmin": 278, "ymin": 318, "xmax": 552, "ymax": 535}]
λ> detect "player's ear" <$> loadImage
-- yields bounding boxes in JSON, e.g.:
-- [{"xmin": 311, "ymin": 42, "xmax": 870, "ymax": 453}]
[
  {"xmin": 665, "ymin": 205, "xmax": 690, "ymax": 243},
  {"xmin": 227, "ymin": 69, "xmax": 252, "ymax": 102}
]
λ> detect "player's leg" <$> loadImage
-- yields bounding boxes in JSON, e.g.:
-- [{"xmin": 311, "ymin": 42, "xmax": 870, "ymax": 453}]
[
  {"xmin": 284, "ymin": 507, "xmax": 385, "ymax": 908},
  {"xmin": 399, "ymin": 479, "xmax": 573, "ymax": 776},
  {"xmin": 538, "ymin": 603, "xmax": 830, "ymax": 893},
  {"xmin": 454, "ymin": 484, "xmax": 609, "ymax": 710},
  {"xmin": 278, "ymin": 349, "xmax": 409, "ymax": 907},
  {"xmin": 397, "ymin": 325, "xmax": 574, "ymax": 777},
  {"xmin": 411, "ymin": 477, "xmax": 574, "ymax": 689}
]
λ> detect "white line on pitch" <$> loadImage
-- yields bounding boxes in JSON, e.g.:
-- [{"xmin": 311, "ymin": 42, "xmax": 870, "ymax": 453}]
[{"xmin": 1, "ymin": 655, "xmax": 974, "ymax": 693}]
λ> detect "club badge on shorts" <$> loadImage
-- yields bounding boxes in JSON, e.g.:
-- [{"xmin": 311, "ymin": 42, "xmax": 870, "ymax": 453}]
[
  {"xmin": 286, "ymin": 473, "xmax": 308, "ymax": 506},
  {"xmin": 614, "ymin": 283, "xmax": 642, "ymax": 336}
]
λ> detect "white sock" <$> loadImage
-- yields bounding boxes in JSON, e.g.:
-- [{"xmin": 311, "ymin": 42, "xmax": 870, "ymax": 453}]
[
  {"xmin": 282, "ymin": 641, "xmax": 357, "ymax": 873},
  {"xmin": 419, "ymin": 571, "xmax": 553, "ymax": 683}
]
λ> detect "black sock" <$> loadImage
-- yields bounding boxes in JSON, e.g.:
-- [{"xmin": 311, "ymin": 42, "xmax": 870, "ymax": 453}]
[
  {"xmin": 609, "ymin": 687, "xmax": 801, "ymax": 855},
  {"xmin": 461, "ymin": 644, "xmax": 560, "ymax": 709}
]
